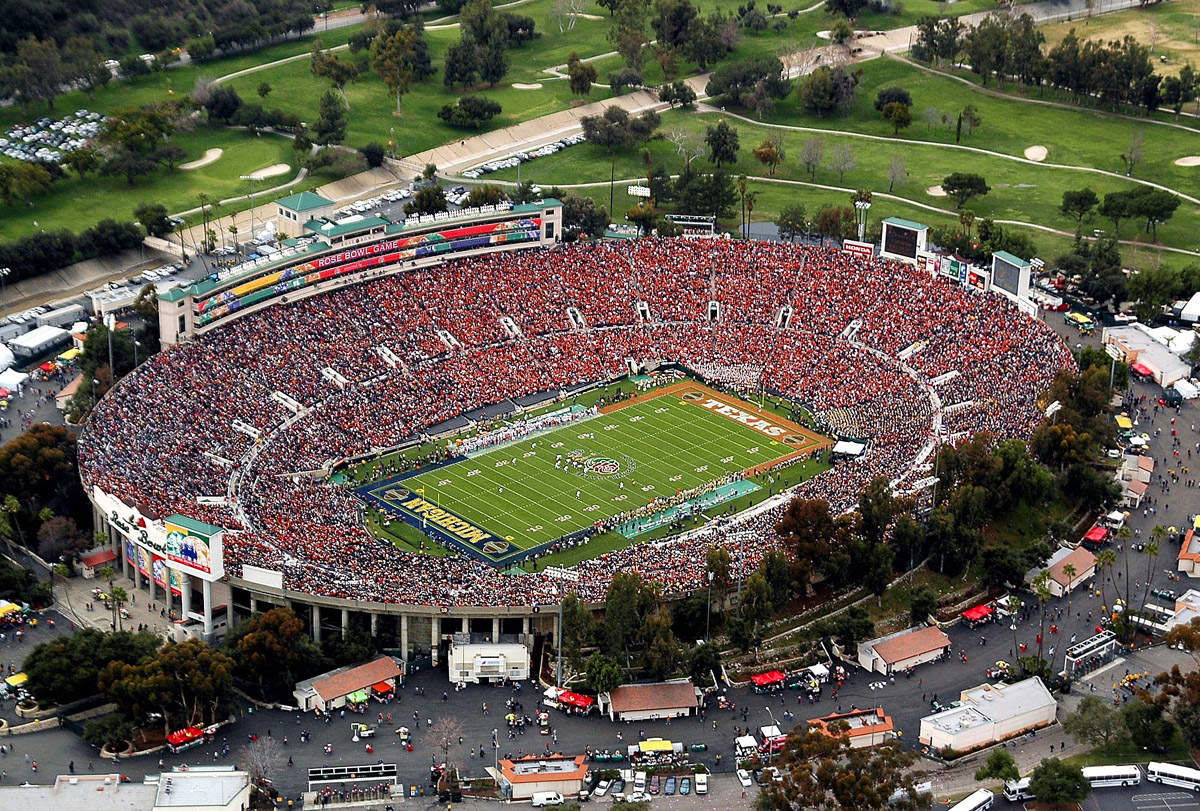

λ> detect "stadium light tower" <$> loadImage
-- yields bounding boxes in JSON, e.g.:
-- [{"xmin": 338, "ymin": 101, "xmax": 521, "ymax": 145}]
[
  {"xmin": 240, "ymin": 174, "xmax": 258, "ymax": 243},
  {"xmin": 853, "ymin": 198, "xmax": 871, "ymax": 242}
]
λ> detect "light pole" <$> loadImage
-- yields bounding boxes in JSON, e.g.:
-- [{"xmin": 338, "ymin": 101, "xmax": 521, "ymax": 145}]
[
  {"xmin": 0, "ymin": 266, "xmax": 11, "ymax": 304},
  {"xmin": 853, "ymin": 198, "xmax": 871, "ymax": 242},
  {"xmin": 133, "ymin": 339, "xmax": 141, "ymax": 370},
  {"xmin": 239, "ymin": 174, "xmax": 258, "ymax": 242},
  {"xmin": 706, "ymin": 571, "xmax": 714, "ymax": 642},
  {"xmin": 104, "ymin": 314, "xmax": 116, "ymax": 382}
]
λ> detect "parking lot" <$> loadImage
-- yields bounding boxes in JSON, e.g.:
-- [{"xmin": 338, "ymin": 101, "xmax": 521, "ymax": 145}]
[{"xmin": 0, "ymin": 110, "xmax": 107, "ymax": 165}]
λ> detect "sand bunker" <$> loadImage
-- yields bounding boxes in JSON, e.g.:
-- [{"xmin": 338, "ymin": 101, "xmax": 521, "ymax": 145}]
[
  {"xmin": 1174, "ymin": 156, "xmax": 1200, "ymax": 166},
  {"xmin": 816, "ymin": 29, "xmax": 832, "ymax": 39},
  {"xmin": 513, "ymin": 82, "xmax": 543, "ymax": 89},
  {"xmin": 1024, "ymin": 145, "xmax": 1048, "ymax": 161},
  {"xmin": 180, "ymin": 148, "xmax": 223, "ymax": 170},
  {"xmin": 926, "ymin": 185, "xmax": 946, "ymax": 197},
  {"xmin": 248, "ymin": 164, "xmax": 291, "ymax": 180},
  {"xmin": 576, "ymin": 12, "xmax": 603, "ymax": 18}
]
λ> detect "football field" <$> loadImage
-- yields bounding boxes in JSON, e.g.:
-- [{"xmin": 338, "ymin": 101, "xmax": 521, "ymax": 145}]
[{"xmin": 356, "ymin": 382, "xmax": 828, "ymax": 565}]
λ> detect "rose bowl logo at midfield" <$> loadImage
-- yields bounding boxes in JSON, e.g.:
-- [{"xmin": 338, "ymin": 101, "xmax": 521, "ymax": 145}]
[
  {"xmin": 483, "ymin": 540, "xmax": 511, "ymax": 555},
  {"xmin": 566, "ymin": 449, "xmax": 635, "ymax": 477}
]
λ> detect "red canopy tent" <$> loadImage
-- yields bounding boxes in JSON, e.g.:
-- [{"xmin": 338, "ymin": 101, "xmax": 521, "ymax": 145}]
[
  {"xmin": 750, "ymin": 670, "xmax": 786, "ymax": 687},
  {"xmin": 371, "ymin": 681, "xmax": 394, "ymax": 695},
  {"xmin": 557, "ymin": 690, "xmax": 595, "ymax": 709},
  {"xmin": 38, "ymin": 362, "xmax": 54, "ymax": 373},
  {"xmin": 166, "ymin": 726, "xmax": 205, "ymax": 752},
  {"xmin": 962, "ymin": 604, "xmax": 993, "ymax": 623},
  {"xmin": 1130, "ymin": 363, "xmax": 1153, "ymax": 377},
  {"xmin": 1083, "ymin": 526, "xmax": 1110, "ymax": 545}
]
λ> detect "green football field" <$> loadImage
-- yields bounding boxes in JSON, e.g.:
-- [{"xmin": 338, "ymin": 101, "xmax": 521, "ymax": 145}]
[{"xmin": 356, "ymin": 384, "xmax": 827, "ymax": 565}]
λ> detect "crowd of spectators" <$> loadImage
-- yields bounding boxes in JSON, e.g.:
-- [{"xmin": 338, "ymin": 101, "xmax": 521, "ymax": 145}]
[{"xmin": 79, "ymin": 239, "xmax": 1072, "ymax": 606}]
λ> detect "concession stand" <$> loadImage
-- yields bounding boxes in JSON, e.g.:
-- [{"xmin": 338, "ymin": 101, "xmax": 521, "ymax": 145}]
[
  {"xmin": 962, "ymin": 604, "xmax": 994, "ymax": 629},
  {"xmin": 750, "ymin": 670, "xmax": 786, "ymax": 693},
  {"xmin": 166, "ymin": 726, "xmax": 206, "ymax": 754}
]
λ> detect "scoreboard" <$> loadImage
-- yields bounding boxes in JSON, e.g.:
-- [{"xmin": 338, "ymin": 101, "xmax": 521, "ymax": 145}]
[{"xmin": 880, "ymin": 217, "xmax": 927, "ymax": 263}]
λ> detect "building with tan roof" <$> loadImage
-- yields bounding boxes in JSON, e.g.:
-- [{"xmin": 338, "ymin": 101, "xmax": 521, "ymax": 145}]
[
  {"xmin": 857, "ymin": 626, "xmax": 951, "ymax": 674},
  {"xmin": 1026, "ymin": 546, "xmax": 1095, "ymax": 598},
  {"xmin": 599, "ymin": 680, "xmax": 700, "ymax": 722},
  {"xmin": 489, "ymin": 755, "xmax": 589, "ymax": 801},
  {"xmin": 293, "ymin": 655, "xmax": 403, "ymax": 712},
  {"xmin": 1178, "ymin": 528, "xmax": 1200, "ymax": 579}
]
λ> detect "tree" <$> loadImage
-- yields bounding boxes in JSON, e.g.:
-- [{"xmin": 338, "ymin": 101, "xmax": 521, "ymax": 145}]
[
  {"xmin": 586, "ymin": 651, "xmax": 624, "ymax": 693},
  {"xmin": 559, "ymin": 592, "xmax": 594, "ymax": 678},
  {"xmin": 829, "ymin": 17, "xmax": 854, "ymax": 44},
  {"xmin": 829, "ymin": 143, "xmax": 856, "ymax": 182},
  {"xmin": 705, "ymin": 120, "xmax": 739, "ymax": 167},
  {"xmin": 941, "ymin": 172, "xmax": 989, "ymax": 209},
  {"xmin": 874, "ymin": 86, "xmax": 912, "ymax": 111},
  {"xmin": 134, "ymin": 201, "xmax": 173, "ymax": 237},
  {"xmin": 882, "ymin": 101, "xmax": 912, "ymax": 134},
  {"xmin": 886, "ymin": 154, "xmax": 907, "ymax": 192},
  {"xmin": 610, "ymin": 0, "xmax": 652, "ymax": 71},
  {"xmin": 1062, "ymin": 695, "xmax": 1129, "ymax": 748},
  {"xmin": 477, "ymin": 37, "xmax": 510, "ymax": 86},
  {"xmin": 775, "ymin": 203, "xmax": 806, "ymax": 242},
  {"xmin": 239, "ymin": 736, "xmax": 283, "ymax": 795},
  {"xmin": 658, "ymin": 80, "xmax": 697, "ymax": 108},
  {"xmin": 1123, "ymin": 697, "xmax": 1175, "ymax": 752},
  {"xmin": 1099, "ymin": 190, "xmax": 1136, "ymax": 237},
  {"xmin": 626, "ymin": 200, "xmax": 660, "ymax": 235},
  {"xmin": 36, "ymin": 515, "xmax": 84, "ymax": 562},
  {"xmin": 960, "ymin": 104, "xmax": 981, "ymax": 137},
  {"xmin": 1121, "ymin": 131, "xmax": 1144, "ymax": 176},
  {"xmin": 689, "ymin": 642, "xmax": 721, "ymax": 684},
  {"xmin": 865, "ymin": 543, "xmax": 894, "ymax": 606},
  {"xmin": 761, "ymin": 728, "xmax": 919, "ymax": 809},
  {"xmin": 256, "ymin": 82, "xmax": 272, "ymax": 99},
  {"xmin": 312, "ymin": 91, "xmax": 348, "ymax": 145},
  {"xmin": 464, "ymin": 184, "xmax": 507, "ymax": 207},
  {"xmin": 728, "ymin": 572, "xmax": 772, "ymax": 654},
  {"xmin": 438, "ymin": 95, "xmax": 502, "ymax": 128},
  {"xmin": 826, "ymin": 0, "xmax": 869, "ymax": 18},
  {"xmin": 63, "ymin": 147, "xmax": 100, "ymax": 180},
  {"xmin": 603, "ymin": 571, "xmax": 655, "ymax": 660},
  {"xmin": 426, "ymin": 716, "xmax": 466, "ymax": 773},
  {"xmin": 371, "ymin": 26, "xmax": 418, "ymax": 115},
  {"xmin": 556, "ymin": 190, "xmax": 609, "ymax": 239},
  {"xmin": 800, "ymin": 135, "xmax": 824, "ymax": 179},
  {"xmin": 1060, "ymin": 188, "xmax": 1099, "ymax": 231},
  {"xmin": 101, "ymin": 147, "xmax": 157, "ymax": 185},
  {"xmin": 361, "ymin": 142, "xmax": 387, "ymax": 168},
  {"xmin": 909, "ymin": 586, "xmax": 937, "ymax": 625},
  {"xmin": 608, "ymin": 68, "xmax": 642, "ymax": 94},
  {"xmin": 225, "ymin": 607, "xmax": 323, "ymax": 702},
  {"xmin": 797, "ymin": 65, "xmax": 859, "ymax": 116},
  {"xmin": 857, "ymin": 476, "xmax": 895, "ymax": 546},
  {"xmin": 752, "ymin": 136, "xmax": 784, "ymax": 176},
  {"xmin": 704, "ymin": 55, "xmax": 789, "ymax": 109},
  {"xmin": 975, "ymin": 748, "xmax": 1019, "ymax": 784},
  {"xmin": 642, "ymin": 608, "xmax": 680, "ymax": 678},
  {"xmin": 567, "ymin": 51, "xmax": 598, "ymax": 98},
  {"xmin": 1028, "ymin": 759, "xmax": 1089, "ymax": 811},
  {"xmin": 1128, "ymin": 187, "xmax": 1181, "ymax": 241},
  {"xmin": 443, "ymin": 36, "xmax": 480, "ymax": 87},
  {"xmin": 404, "ymin": 185, "xmax": 449, "ymax": 216},
  {"xmin": 25, "ymin": 628, "xmax": 161, "ymax": 706}
]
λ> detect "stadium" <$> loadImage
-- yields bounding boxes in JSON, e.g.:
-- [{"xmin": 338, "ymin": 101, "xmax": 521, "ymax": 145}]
[{"xmin": 78, "ymin": 201, "xmax": 1073, "ymax": 654}]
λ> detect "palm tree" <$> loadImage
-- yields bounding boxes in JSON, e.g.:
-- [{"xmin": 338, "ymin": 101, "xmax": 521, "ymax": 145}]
[
  {"xmin": 98, "ymin": 565, "xmax": 117, "ymax": 630},
  {"xmin": 1138, "ymin": 531, "xmax": 1162, "ymax": 620},
  {"xmin": 1007, "ymin": 594, "xmax": 1022, "ymax": 674},
  {"xmin": 1062, "ymin": 561, "xmax": 1077, "ymax": 621},
  {"xmin": 2, "ymin": 495, "xmax": 25, "ymax": 555},
  {"xmin": 1033, "ymin": 569, "xmax": 1052, "ymax": 665},
  {"xmin": 1096, "ymin": 548, "xmax": 1117, "ymax": 612},
  {"xmin": 110, "ymin": 586, "xmax": 127, "ymax": 632}
]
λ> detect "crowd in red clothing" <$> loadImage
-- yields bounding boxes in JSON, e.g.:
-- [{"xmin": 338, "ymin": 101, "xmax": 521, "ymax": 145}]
[{"xmin": 79, "ymin": 239, "xmax": 1072, "ymax": 606}]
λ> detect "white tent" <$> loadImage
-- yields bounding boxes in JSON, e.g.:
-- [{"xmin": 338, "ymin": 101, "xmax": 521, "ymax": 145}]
[
  {"xmin": 1174, "ymin": 379, "xmax": 1199, "ymax": 400},
  {"xmin": 832, "ymin": 440, "xmax": 867, "ymax": 457},
  {"xmin": 1181, "ymin": 291, "xmax": 1200, "ymax": 323},
  {"xmin": 0, "ymin": 368, "xmax": 29, "ymax": 390},
  {"xmin": 0, "ymin": 343, "xmax": 13, "ymax": 373}
]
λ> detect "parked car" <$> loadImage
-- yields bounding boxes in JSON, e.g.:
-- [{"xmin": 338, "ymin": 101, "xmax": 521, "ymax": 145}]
[
  {"xmin": 593, "ymin": 780, "xmax": 611, "ymax": 797},
  {"xmin": 649, "ymin": 774, "xmax": 660, "ymax": 795},
  {"xmin": 664, "ymin": 777, "xmax": 676, "ymax": 796},
  {"xmin": 695, "ymin": 774, "xmax": 707, "ymax": 795},
  {"xmin": 737, "ymin": 770, "xmax": 753, "ymax": 789},
  {"xmin": 679, "ymin": 777, "xmax": 691, "ymax": 796}
]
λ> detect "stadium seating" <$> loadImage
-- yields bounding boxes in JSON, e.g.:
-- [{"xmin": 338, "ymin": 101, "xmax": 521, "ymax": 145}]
[{"xmin": 79, "ymin": 239, "xmax": 1072, "ymax": 606}]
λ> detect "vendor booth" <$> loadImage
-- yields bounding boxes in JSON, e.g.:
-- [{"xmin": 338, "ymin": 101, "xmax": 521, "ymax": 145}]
[
  {"xmin": 962, "ymin": 604, "xmax": 994, "ymax": 629},
  {"xmin": 750, "ymin": 670, "xmax": 786, "ymax": 692}
]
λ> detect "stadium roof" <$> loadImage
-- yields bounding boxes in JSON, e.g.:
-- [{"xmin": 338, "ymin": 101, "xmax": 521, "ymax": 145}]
[
  {"xmin": 305, "ymin": 216, "xmax": 388, "ymax": 237},
  {"xmin": 992, "ymin": 250, "xmax": 1030, "ymax": 267},
  {"xmin": 276, "ymin": 191, "xmax": 333, "ymax": 212},
  {"xmin": 882, "ymin": 217, "xmax": 928, "ymax": 231}
]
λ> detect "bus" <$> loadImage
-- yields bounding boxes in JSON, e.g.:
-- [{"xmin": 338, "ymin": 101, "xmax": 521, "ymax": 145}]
[
  {"xmin": 948, "ymin": 789, "xmax": 993, "ymax": 811},
  {"xmin": 1003, "ymin": 778, "xmax": 1034, "ymax": 801},
  {"xmin": 1066, "ymin": 312, "xmax": 1095, "ymax": 334},
  {"xmin": 1145, "ymin": 762, "xmax": 1200, "ymax": 790},
  {"xmin": 1082, "ymin": 765, "xmax": 1141, "ymax": 788}
]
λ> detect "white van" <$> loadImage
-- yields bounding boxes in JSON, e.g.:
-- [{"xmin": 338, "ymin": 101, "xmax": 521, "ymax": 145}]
[
  {"xmin": 530, "ymin": 791, "xmax": 564, "ymax": 807},
  {"xmin": 695, "ymin": 773, "xmax": 708, "ymax": 795}
]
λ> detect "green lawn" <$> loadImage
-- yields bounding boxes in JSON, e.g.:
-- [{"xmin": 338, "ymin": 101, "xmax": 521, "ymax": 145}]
[
  {"xmin": 355, "ymin": 380, "xmax": 825, "ymax": 564},
  {"xmin": 0, "ymin": 127, "xmax": 299, "ymax": 241}
]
